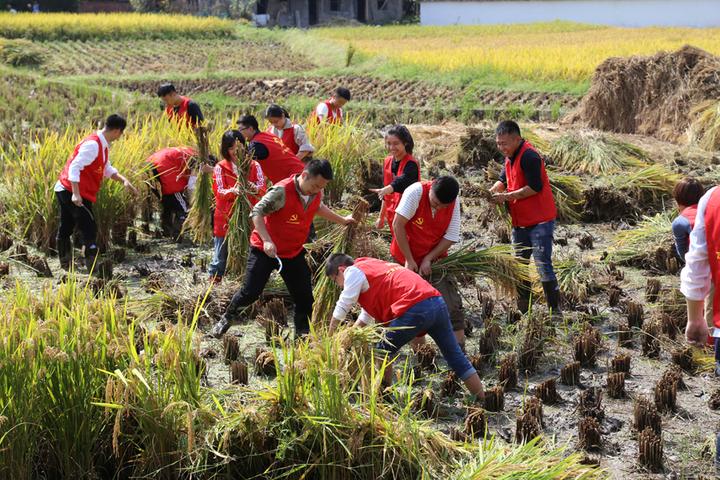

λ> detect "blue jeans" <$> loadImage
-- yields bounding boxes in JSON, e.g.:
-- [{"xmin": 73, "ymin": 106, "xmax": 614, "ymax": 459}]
[
  {"xmin": 377, "ymin": 296, "xmax": 476, "ymax": 381},
  {"xmin": 512, "ymin": 220, "xmax": 557, "ymax": 283},
  {"xmin": 208, "ymin": 236, "xmax": 228, "ymax": 278}
]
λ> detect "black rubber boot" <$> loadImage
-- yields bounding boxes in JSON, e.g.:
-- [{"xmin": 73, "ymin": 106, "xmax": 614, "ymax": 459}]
[
  {"xmin": 57, "ymin": 237, "xmax": 72, "ymax": 271},
  {"xmin": 542, "ymin": 280, "xmax": 562, "ymax": 319},
  {"xmin": 84, "ymin": 246, "xmax": 99, "ymax": 274},
  {"xmin": 516, "ymin": 279, "xmax": 532, "ymax": 314}
]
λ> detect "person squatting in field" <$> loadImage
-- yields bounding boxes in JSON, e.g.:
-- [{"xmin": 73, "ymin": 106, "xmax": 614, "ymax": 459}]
[
  {"xmin": 372, "ymin": 125, "xmax": 421, "ymax": 232},
  {"xmin": 313, "ymin": 87, "xmax": 351, "ymax": 125},
  {"xmin": 324, "ymin": 254, "xmax": 484, "ymax": 400},
  {"xmin": 490, "ymin": 120, "xmax": 561, "ymax": 319},
  {"xmin": 212, "ymin": 159, "xmax": 355, "ymax": 338},
  {"xmin": 264, "ymin": 104, "xmax": 315, "ymax": 161},
  {"xmin": 55, "ymin": 114, "xmax": 138, "ymax": 272},
  {"xmin": 157, "ymin": 83, "xmax": 204, "ymax": 128},
  {"xmin": 208, "ymin": 130, "xmax": 267, "ymax": 283}
]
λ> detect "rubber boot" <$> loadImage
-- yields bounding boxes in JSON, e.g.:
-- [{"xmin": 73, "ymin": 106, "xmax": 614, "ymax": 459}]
[
  {"xmin": 84, "ymin": 245, "xmax": 99, "ymax": 274},
  {"xmin": 516, "ymin": 279, "xmax": 532, "ymax": 314},
  {"xmin": 57, "ymin": 237, "xmax": 72, "ymax": 271},
  {"xmin": 542, "ymin": 280, "xmax": 563, "ymax": 320}
]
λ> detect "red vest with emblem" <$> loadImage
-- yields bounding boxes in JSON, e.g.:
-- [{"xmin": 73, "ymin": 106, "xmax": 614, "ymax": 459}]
[
  {"xmin": 383, "ymin": 154, "xmax": 420, "ymax": 227},
  {"xmin": 212, "ymin": 159, "xmax": 267, "ymax": 237},
  {"xmin": 268, "ymin": 125, "xmax": 300, "ymax": 155},
  {"xmin": 703, "ymin": 188, "xmax": 720, "ymax": 328},
  {"xmin": 58, "ymin": 133, "xmax": 107, "ymax": 203},
  {"xmin": 250, "ymin": 175, "xmax": 321, "ymax": 258},
  {"xmin": 505, "ymin": 141, "xmax": 556, "ymax": 227},
  {"xmin": 680, "ymin": 204, "xmax": 699, "ymax": 230},
  {"xmin": 252, "ymin": 132, "xmax": 304, "ymax": 185},
  {"xmin": 148, "ymin": 146, "xmax": 196, "ymax": 195},
  {"xmin": 314, "ymin": 100, "xmax": 342, "ymax": 124},
  {"xmin": 390, "ymin": 181, "xmax": 455, "ymax": 265},
  {"xmin": 165, "ymin": 96, "xmax": 196, "ymax": 127},
  {"xmin": 354, "ymin": 257, "xmax": 440, "ymax": 324}
]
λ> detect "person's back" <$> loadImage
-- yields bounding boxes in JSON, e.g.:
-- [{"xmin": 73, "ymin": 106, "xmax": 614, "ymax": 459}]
[{"xmin": 672, "ymin": 178, "xmax": 705, "ymax": 262}]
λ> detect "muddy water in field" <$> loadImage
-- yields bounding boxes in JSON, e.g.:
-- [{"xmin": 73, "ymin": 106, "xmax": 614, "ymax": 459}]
[{"xmin": 5, "ymin": 123, "xmax": 719, "ymax": 479}]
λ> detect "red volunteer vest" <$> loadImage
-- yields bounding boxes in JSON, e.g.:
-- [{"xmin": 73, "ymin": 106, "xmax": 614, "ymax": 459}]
[
  {"xmin": 704, "ymin": 188, "xmax": 720, "ymax": 328},
  {"xmin": 148, "ymin": 146, "xmax": 195, "ymax": 195},
  {"xmin": 680, "ymin": 205, "xmax": 698, "ymax": 230},
  {"xmin": 314, "ymin": 100, "xmax": 342, "ymax": 124},
  {"xmin": 505, "ymin": 141, "xmax": 556, "ymax": 227},
  {"xmin": 354, "ymin": 257, "xmax": 440, "ymax": 324},
  {"xmin": 268, "ymin": 125, "xmax": 300, "ymax": 155},
  {"xmin": 59, "ymin": 133, "xmax": 107, "ymax": 203},
  {"xmin": 390, "ymin": 181, "xmax": 455, "ymax": 265},
  {"xmin": 165, "ymin": 96, "xmax": 196, "ymax": 127},
  {"xmin": 250, "ymin": 175, "xmax": 321, "ymax": 258},
  {"xmin": 213, "ymin": 159, "xmax": 266, "ymax": 238},
  {"xmin": 252, "ymin": 132, "xmax": 304, "ymax": 185},
  {"xmin": 383, "ymin": 154, "xmax": 420, "ymax": 227}
]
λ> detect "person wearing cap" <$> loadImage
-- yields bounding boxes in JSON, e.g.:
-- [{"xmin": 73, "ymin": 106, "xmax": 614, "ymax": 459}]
[
  {"xmin": 157, "ymin": 83, "xmax": 203, "ymax": 128},
  {"xmin": 265, "ymin": 104, "xmax": 315, "ymax": 161},
  {"xmin": 313, "ymin": 87, "xmax": 351, "ymax": 125},
  {"xmin": 212, "ymin": 159, "xmax": 354, "ymax": 338}
]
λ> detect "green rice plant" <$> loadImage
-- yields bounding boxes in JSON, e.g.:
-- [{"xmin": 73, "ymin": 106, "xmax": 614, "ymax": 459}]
[
  {"xmin": 306, "ymin": 116, "xmax": 382, "ymax": 205},
  {"xmin": 547, "ymin": 169, "xmax": 583, "ymax": 223},
  {"xmin": 431, "ymin": 243, "xmax": 529, "ymax": 298},
  {"xmin": 0, "ymin": 38, "xmax": 45, "ymax": 67},
  {"xmin": 605, "ymin": 210, "xmax": 675, "ymax": 266},
  {"xmin": 689, "ymin": 99, "xmax": 720, "ymax": 151},
  {"xmin": 450, "ymin": 437, "xmax": 605, "ymax": 479},
  {"xmin": 555, "ymin": 257, "xmax": 596, "ymax": 304},
  {"xmin": 549, "ymin": 131, "xmax": 646, "ymax": 174},
  {"xmin": 608, "ymin": 164, "xmax": 681, "ymax": 203},
  {"xmin": 182, "ymin": 126, "xmax": 214, "ymax": 245}
]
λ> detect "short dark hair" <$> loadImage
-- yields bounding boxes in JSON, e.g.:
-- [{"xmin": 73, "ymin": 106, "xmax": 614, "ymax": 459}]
[
  {"xmin": 265, "ymin": 104, "xmax": 289, "ymax": 119},
  {"xmin": 496, "ymin": 120, "xmax": 521, "ymax": 137},
  {"xmin": 157, "ymin": 83, "xmax": 176, "ymax": 97},
  {"xmin": 334, "ymin": 87, "xmax": 351, "ymax": 101},
  {"xmin": 673, "ymin": 177, "xmax": 705, "ymax": 206},
  {"xmin": 105, "ymin": 114, "xmax": 127, "ymax": 132},
  {"xmin": 221, "ymin": 130, "xmax": 238, "ymax": 161},
  {"xmin": 304, "ymin": 158, "xmax": 333, "ymax": 180},
  {"xmin": 432, "ymin": 175, "xmax": 460, "ymax": 204},
  {"xmin": 386, "ymin": 125, "xmax": 414, "ymax": 154},
  {"xmin": 325, "ymin": 253, "xmax": 354, "ymax": 276},
  {"xmin": 238, "ymin": 115, "xmax": 259, "ymax": 132}
]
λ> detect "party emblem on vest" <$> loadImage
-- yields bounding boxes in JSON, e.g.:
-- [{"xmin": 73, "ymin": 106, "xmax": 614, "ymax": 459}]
[
  {"xmin": 413, "ymin": 217, "xmax": 425, "ymax": 228},
  {"xmin": 716, "ymin": 250, "xmax": 720, "ymax": 261},
  {"xmin": 287, "ymin": 213, "xmax": 300, "ymax": 225}
]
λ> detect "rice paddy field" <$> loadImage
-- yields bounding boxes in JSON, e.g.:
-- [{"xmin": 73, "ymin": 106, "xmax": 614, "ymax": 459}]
[{"xmin": 1, "ymin": 11, "xmax": 720, "ymax": 480}]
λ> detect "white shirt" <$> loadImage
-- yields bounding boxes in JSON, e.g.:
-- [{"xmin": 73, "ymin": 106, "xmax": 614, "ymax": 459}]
[
  {"xmin": 315, "ymin": 102, "xmax": 342, "ymax": 122},
  {"xmin": 332, "ymin": 266, "xmax": 374, "ymax": 324},
  {"xmin": 54, "ymin": 131, "xmax": 117, "ymax": 192},
  {"xmin": 268, "ymin": 119, "xmax": 315, "ymax": 154},
  {"xmin": 394, "ymin": 182, "xmax": 461, "ymax": 242}
]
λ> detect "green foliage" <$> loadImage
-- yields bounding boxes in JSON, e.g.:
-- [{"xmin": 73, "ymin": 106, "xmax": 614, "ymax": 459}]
[{"xmin": 0, "ymin": 38, "xmax": 45, "ymax": 67}]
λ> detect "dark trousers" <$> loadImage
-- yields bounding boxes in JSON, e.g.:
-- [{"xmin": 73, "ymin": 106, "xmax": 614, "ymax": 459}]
[
  {"xmin": 56, "ymin": 189, "xmax": 97, "ymax": 266},
  {"xmin": 226, "ymin": 247, "xmax": 313, "ymax": 334},
  {"xmin": 160, "ymin": 192, "xmax": 188, "ymax": 238}
]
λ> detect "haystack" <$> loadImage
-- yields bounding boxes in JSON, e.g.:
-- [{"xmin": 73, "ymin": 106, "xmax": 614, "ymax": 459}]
[{"xmin": 567, "ymin": 46, "xmax": 720, "ymax": 143}]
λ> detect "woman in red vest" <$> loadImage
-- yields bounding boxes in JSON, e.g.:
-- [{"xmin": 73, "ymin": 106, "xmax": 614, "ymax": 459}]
[
  {"xmin": 313, "ymin": 87, "xmax": 351, "ymax": 124},
  {"xmin": 157, "ymin": 83, "xmax": 203, "ymax": 128},
  {"xmin": 146, "ymin": 146, "xmax": 197, "ymax": 239},
  {"xmin": 325, "ymin": 254, "xmax": 484, "ymax": 400},
  {"xmin": 489, "ymin": 120, "xmax": 560, "ymax": 318},
  {"xmin": 264, "ymin": 104, "xmax": 315, "ymax": 161},
  {"xmin": 672, "ymin": 178, "xmax": 705, "ymax": 261},
  {"xmin": 371, "ymin": 125, "xmax": 421, "ymax": 230},
  {"xmin": 212, "ymin": 159, "xmax": 354, "ymax": 338},
  {"xmin": 390, "ymin": 176, "xmax": 467, "ymax": 347},
  {"xmin": 54, "ymin": 114, "xmax": 138, "ymax": 272},
  {"xmin": 236, "ymin": 115, "xmax": 304, "ymax": 185},
  {"xmin": 208, "ymin": 130, "xmax": 267, "ymax": 283}
]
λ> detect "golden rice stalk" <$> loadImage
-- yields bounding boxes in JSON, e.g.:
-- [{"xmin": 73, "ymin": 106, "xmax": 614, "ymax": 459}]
[
  {"xmin": 550, "ymin": 131, "xmax": 646, "ymax": 174},
  {"xmin": 689, "ymin": 99, "xmax": 720, "ymax": 151},
  {"xmin": 225, "ymin": 151, "xmax": 255, "ymax": 277},
  {"xmin": 608, "ymin": 164, "xmax": 680, "ymax": 202},
  {"xmin": 547, "ymin": 169, "xmax": 583, "ymax": 223},
  {"xmin": 605, "ymin": 210, "xmax": 674, "ymax": 265},
  {"xmin": 431, "ymin": 243, "xmax": 529, "ymax": 298},
  {"xmin": 181, "ymin": 127, "xmax": 213, "ymax": 244}
]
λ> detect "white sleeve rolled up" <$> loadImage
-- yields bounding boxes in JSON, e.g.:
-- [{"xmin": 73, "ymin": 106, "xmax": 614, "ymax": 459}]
[
  {"xmin": 332, "ymin": 265, "xmax": 370, "ymax": 322},
  {"xmin": 680, "ymin": 186, "xmax": 715, "ymax": 301}
]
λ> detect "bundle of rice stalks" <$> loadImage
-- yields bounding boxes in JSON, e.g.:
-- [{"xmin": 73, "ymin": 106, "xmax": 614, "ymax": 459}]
[
  {"xmin": 608, "ymin": 164, "xmax": 680, "ymax": 203},
  {"xmin": 638, "ymin": 427, "xmax": 663, "ymax": 473},
  {"xmin": 578, "ymin": 416, "xmax": 601, "ymax": 451},
  {"xmin": 634, "ymin": 396, "xmax": 662, "ymax": 435},
  {"xmin": 549, "ymin": 131, "xmax": 646, "ymax": 174},
  {"xmin": 431, "ymin": 243, "xmax": 529, "ymax": 298},
  {"xmin": 560, "ymin": 361, "xmax": 580, "ymax": 386},
  {"xmin": 305, "ymin": 116, "xmax": 381, "ymax": 204},
  {"xmin": 225, "ymin": 151, "xmax": 255, "ymax": 278},
  {"xmin": 555, "ymin": 257, "xmax": 596, "ymax": 306},
  {"xmin": 689, "ymin": 99, "xmax": 720, "ymax": 151},
  {"xmin": 547, "ymin": 170, "xmax": 583, "ymax": 223},
  {"xmin": 605, "ymin": 211, "xmax": 675, "ymax": 269},
  {"xmin": 311, "ymin": 197, "xmax": 369, "ymax": 325},
  {"xmin": 181, "ymin": 126, "xmax": 214, "ymax": 245}
]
